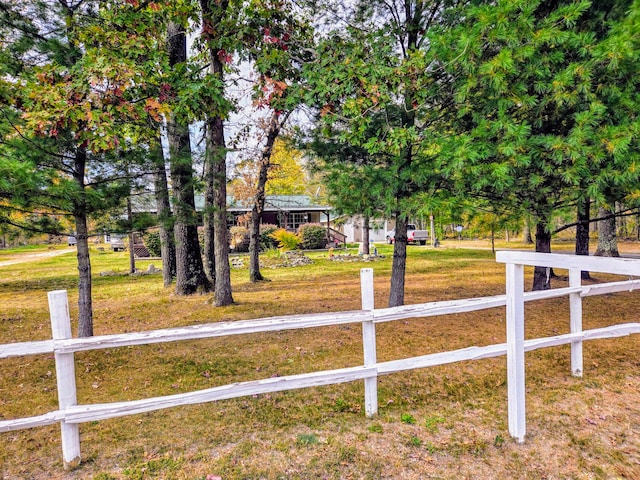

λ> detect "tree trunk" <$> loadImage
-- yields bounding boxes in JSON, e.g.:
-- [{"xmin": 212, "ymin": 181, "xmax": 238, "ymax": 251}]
[
  {"xmin": 362, "ymin": 215, "xmax": 370, "ymax": 254},
  {"xmin": 249, "ymin": 112, "xmax": 288, "ymax": 282},
  {"xmin": 74, "ymin": 213, "xmax": 93, "ymax": 337},
  {"xmin": 594, "ymin": 206, "xmax": 619, "ymax": 257},
  {"xmin": 532, "ymin": 219, "xmax": 552, "ymax": 291},
  {"xmin": 522, "ymin": 217, "xmax": 533, "ymax": 244},
  {"xmin": 127, "ymin": 197, "xmax": 136, "ymax": 274},
  {"xmin": 388, "ymin": 215, "xmax": 408, "ymax": 307},
  {"xmin": 199, "ymin": 0, "xmax": 233, "ymax": 305},
  {"xmin": 152, "ymin": 141, "xmax": 176, "ymax": 287},
  {"xmin": 490, "ymin": 223, "xmax": 495, "ymax": 254},
  {"xmin": 166, "ymin": 21, "xmax": 212, "ymax": 295},
  {"xmin": 429, "ymin": 213, "xmax": 436, "ymax": 246},
  {"xmin": 202, "ymin": 134, "xmax": 217, "ymax": 284},
  {"xmin": 73, "ymin": 147, "xmax": 93, "ymax": 337},
  {"xmin": 248, "ymin": 205, "xmax": 264, "ymax": 282},
  {"xmin": 211, "ymin": 113, "xmax": 233, "ymax": 305},
  {"xmin": 575, "ymin": 198, "xmax": 591, "ymax": 280}
]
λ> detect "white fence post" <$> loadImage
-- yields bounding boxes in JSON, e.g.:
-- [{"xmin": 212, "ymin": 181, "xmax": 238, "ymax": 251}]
[
  {"xmin": 360, "ymin": 268, "xmax": 378, "ymax": 417},
  {"xmin": 48, "ymin": 290, "xmax": 81, "ymax": 469},
  {"xmin": 569, "ymin": 268, "xmax": 583, "ymax": 377},
  {"xmin": 506, "ymin": 262, "xmax": 526, "ymax": 443}
]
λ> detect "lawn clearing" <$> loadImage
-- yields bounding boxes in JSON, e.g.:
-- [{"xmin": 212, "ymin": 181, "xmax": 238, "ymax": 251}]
[{"xmin": 0, "ymin": 241, "xmax": 639, "ymax": 479}]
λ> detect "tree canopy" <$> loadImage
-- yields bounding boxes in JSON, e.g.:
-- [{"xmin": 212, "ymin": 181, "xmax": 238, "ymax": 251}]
[{"xmin": 1, "ymin": 0, "xmax": 638, "ymax": 322}]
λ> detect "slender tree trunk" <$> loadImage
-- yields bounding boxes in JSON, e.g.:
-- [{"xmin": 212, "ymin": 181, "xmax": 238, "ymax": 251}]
[
  {"xmin": 389, "ymin": 215, "xmax": 408, "ymax": 307},
  {"xmin": 575, "ymin": 198, "xmax": 591, "ymax": 280},
  {"xmin": 522, "ymin": 217, "xmax": 533, "ymax": 244},
  {"xmin": 73, "ymin": 146, "xmax": 93, "ymax": 337},
  {"xmin": 532, "ymin": 219, "xmax": 552, "ymax": 291},
  {"xmin": 594, "ymin": 206, "xmax": 619, "ymax": 257},
  {"xmin": 199, "ymin": 0, "xmax": 233, "ymax": 305},
  {"xmin": 490, "ymin": 224, "xmax": 495, "ymax": 254},
  {"xmin": 211, "ymin": 114, "xmax": 233, "ymax": 305},
  {"xmin": 249, "ymin": 112, "xmax": 288, "ymax": 282},
  {"xmin": 152, "ymin": 141, "xmax": 176, "ymax": 286},
  {"xmin": 202, "ymin": 134, "xmax": 216, "ymax": 284},
  {"xmin": 127, "ymin": 197, "xmax": 136, "ymax": 274},
  {"xmin": 430, "ymin": 213, "xmax": 436, "ymax": 246},
  {"xmin": 249, "ymin": 206, "xmax": 265, "ymax": 282},
  {"xmin": 362, "ymin": 215, "xmax": 370, "ymax": 254},
  {"xmin": 167, "ymin": 21, "xmax": 211, "ymax": 295}
]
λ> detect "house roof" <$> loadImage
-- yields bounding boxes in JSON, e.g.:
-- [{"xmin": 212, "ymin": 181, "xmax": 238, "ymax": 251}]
[
  {"xmin": 133, "ymin": 193, "xmax": 332, "ymax": 215},
  {"xmin": 224, "ymin": 195, "xmax": 331, "ymax": 213}
]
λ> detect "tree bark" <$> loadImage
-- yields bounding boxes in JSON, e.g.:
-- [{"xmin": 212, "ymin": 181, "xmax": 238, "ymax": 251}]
[
  {"xmin": 211, "ymin": 114, "xmax": 234, "ymax": 305},
  {"xmin": 522, "ymin": 217, "xmax": 533, "ymax": 244},
  {"xmin": 575, "ymin": 198, "xmax": 591, "ymax": 280},
  {"xmin": 594, "ymin": 206, "xmax": 620, "ymax": 257},
  {"xmin": 152, "ymin": 141, "xmax": 176, "ymax": 287},
  {"xmin": 200, "ymin": 0, "xmax": 233, "ymax": 305},
  {"xmin": 127, "ymin": 197, "xmax": 136, "ymax": 274},
  {"xmin": 248, "ymin": 205, "xmax": 265, "ymax": 282},
  {"xmin": 249, "ymin": 112, "xmax": 288, "ymax": 282},
  {"xmin": 202, "ymin": 127, "xmax": 217, "ymax": 285},
  {"xmin": 167, "ymin": 21, "xmax": 212, "ymax": 295},
  {"xmin": 362, "ymin": 215, "xmax": 370, "ymax": 254},
  {"xmin": 388, "ymin": 215, "xmax": 408, "ymax": 307},
  {"xmin": 532, "ymin": 219, "xmax": 552, "ymax": 291},
  {"xmin": 73, "ymin": 146, "xmax": 93, "ymax": 337}
]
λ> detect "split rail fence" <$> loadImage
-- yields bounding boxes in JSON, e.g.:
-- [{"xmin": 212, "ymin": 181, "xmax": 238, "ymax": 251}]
[{"xmin": 1, "ymin": 251, "xmax": 639, "ymax": 468}]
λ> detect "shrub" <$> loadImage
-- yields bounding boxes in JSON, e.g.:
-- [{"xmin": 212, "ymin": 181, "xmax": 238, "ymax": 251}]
[
  {"xmin": 270, "ymin": 228, "xmax": 301, "ymax": 251},
  {"xmin": 144, "ymin": 232, "xmax": 161, "ymax": 257},
  {"xmin": 229, "ymin": 226, "xmax": 249, "ymax": 252},
  {"xmin": 297, "ymin": 223, "xmax": 327, "ymax": 250},
  {"xmin": 259, "ymin": 224, "xmax": 279, "ymax": 250}
]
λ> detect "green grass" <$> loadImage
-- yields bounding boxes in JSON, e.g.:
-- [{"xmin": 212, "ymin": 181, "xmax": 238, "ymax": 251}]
[{"xmin": 0, "ymin": 240, "xmax": 639, "ymax": 479}]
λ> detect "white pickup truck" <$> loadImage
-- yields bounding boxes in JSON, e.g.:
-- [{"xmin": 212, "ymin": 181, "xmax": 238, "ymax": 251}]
[{"xmin": 386, "ymin": 224, "xmax": 429, "ymax": 245}]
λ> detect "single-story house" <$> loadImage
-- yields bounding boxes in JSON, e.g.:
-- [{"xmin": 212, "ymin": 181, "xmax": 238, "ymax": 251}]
[{"xmin": 132, "ymin": 193, "xmax": 346, "ymax": 246}]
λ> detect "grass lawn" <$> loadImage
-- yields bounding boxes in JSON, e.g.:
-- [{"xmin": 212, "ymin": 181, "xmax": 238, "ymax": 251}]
[{"xmin": 0, "ymin": 240, "xmax": 639, "ymax": 479}]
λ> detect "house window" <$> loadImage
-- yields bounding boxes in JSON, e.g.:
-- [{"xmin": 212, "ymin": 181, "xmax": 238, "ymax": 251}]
[{"xmin": 287, "ymin": 212, "xmax": 308, "ymax": 229}]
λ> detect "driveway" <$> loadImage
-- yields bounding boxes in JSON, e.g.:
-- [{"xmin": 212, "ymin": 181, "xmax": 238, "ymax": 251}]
[{"xmin": 0, "ymin": 248, "xmax": 76, "ymax": 267}]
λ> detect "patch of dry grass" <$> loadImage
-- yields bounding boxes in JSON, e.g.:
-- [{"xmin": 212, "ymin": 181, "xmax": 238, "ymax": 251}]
[{"xmin": 0, "ymin": 241, "xmax": 639, "ymax": 479}]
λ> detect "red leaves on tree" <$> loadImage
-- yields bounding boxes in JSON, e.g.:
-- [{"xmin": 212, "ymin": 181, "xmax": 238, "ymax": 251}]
[
  {"xmin": 263, "ymin": 28, "xmax": 289, "ymax": 50},
  {"xmin": 217, "ymin": 49, "xmax": 232, "ymax": 64},
  {"xmin": 255, "ymin": 76, "xmax": 288, "ymax": 109},
  {"xmin": 158, "ymin": 83, "xmax": 174, "ymax": 102}
]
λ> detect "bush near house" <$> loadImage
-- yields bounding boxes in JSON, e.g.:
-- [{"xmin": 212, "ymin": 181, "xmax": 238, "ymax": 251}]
[
  {"xmin": 230, "ymin": 226, "xmax": 250, "ymax": 252},
  {"xmin": 298, "ymin": 223, "xmax": 326, "ymax": 250},
  {"xmin": 270, "ymin": 228, "xmax": 301, "ymax": 250},
  {"xmin": 144, "ymin": 232, "xmax": 162, "ymax": 257},
  {"xmin": 259, "ymin": 224, "xmax": 279, "ymax": 250}
]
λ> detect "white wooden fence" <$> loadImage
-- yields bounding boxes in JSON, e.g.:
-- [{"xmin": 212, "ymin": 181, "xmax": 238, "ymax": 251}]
[{"xmin": 1, "ymin": 251, "xmax": 639, "ymax": 469}]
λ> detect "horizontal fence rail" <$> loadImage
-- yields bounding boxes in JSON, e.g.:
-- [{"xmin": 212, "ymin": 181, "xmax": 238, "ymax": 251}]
[
  {"xmin": 1, "ymin": 254, "xmax": 639, "ymax": 469},
  {"xmin": 5, "ymin": 279, "xmax": 640, "ymax": 361}
]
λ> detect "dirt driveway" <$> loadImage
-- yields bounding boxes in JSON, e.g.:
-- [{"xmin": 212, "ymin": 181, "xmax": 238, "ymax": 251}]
[{"xmin": 0, "ymin": 247, "xmax": 76, "ymax": 267}]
